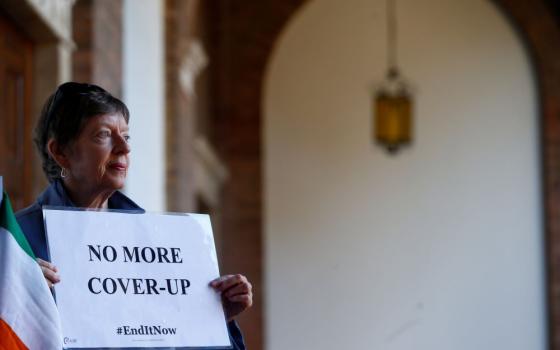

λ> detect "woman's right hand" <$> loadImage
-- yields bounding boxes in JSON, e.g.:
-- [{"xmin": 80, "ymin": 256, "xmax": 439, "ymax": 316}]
[{"xmin": 37, "ymin": 258, "xmax": 60, "ymax": 288}]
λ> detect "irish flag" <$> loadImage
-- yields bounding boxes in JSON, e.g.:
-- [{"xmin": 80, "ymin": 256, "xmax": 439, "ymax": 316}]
[{"xmin": 0, "ymin": 178, "xmax": 62, "ymax": 349}]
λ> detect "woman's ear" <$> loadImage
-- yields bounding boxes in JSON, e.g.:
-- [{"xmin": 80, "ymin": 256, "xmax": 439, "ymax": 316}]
[{"xmin": 46, "ymin": 139, "xmax": 70, "ymax": 169}]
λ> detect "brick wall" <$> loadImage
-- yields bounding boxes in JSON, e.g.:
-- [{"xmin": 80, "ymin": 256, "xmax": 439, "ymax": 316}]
[
  {"xmin": 204, "ymin": 2, "xmax": 307, "ymax": 349},
  {"xmin": 72, "ymin": 0, "xmax": 123, "ymax": 97}
]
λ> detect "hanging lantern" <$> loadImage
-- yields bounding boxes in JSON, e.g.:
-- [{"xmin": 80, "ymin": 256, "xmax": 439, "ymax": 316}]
[
  {"xmin": 374, "ymin": 0, "xmax": 413, "ymax": 154},
  {"xmin": 374, "ymin": 68, "xmax": 412, "ymax": 153}
]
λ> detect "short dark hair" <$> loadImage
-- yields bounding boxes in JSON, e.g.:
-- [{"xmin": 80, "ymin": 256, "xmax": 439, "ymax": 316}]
[{"xmin": 35, "ymin": 82, "xmax": 130, "ymax": 182}]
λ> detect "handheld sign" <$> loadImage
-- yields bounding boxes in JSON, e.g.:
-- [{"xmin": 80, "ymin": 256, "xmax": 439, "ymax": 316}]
[{"xmin": 44, "ymin": 209, "xmax": 231, "ymax": 349}]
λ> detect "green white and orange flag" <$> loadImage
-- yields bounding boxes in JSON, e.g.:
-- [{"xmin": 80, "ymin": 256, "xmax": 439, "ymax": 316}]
[{"xmin": 0, "ymin": 177, "xmax": 62, "ymax": 350}]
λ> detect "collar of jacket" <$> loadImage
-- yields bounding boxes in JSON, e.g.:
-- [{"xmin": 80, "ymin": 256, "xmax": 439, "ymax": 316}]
[{"xmin": 37, "ymin": 179, "xmax": 144, "ymax": 212}]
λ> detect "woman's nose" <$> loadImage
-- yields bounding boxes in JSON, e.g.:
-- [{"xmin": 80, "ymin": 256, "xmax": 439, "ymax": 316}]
[{"xmin": 113, "ymin": 134, "xmax": 131, "ymax": 154}]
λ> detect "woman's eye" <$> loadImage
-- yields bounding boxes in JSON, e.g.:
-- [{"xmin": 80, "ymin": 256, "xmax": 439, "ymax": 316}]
[
  {"xmin": 97, "ymin": 130, "xmax": 111, "ymax": 138},
  {"xmin": 123, "ymin": 135, "xmax": 131, "ymax": 142}
]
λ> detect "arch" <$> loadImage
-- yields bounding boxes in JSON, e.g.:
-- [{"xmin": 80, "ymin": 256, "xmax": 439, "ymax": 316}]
[{"xmin": 211, "ymin": 0, "xmax": 560, "ymax": 348}]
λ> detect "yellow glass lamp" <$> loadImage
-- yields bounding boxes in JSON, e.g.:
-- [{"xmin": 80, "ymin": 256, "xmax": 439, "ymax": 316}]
[{"xmin": 374, "ymin": 68, "xmax": 412, "ymax": 153}]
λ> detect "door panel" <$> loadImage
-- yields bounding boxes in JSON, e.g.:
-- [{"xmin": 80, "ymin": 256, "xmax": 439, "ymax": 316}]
[{"xmin": 0, "ymin": 10, "xmax": 33, "ymax": 210}]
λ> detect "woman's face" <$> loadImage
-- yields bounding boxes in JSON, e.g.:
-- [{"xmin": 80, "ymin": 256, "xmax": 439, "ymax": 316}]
[{"xmin": 64, "ymin": 113, "xmax": 130, "ymax": 193}]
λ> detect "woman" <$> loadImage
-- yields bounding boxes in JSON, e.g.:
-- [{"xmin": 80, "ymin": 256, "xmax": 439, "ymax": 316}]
[{"xmin": 16, "ymin": 82, "xmax": 252, "ymax": 349}]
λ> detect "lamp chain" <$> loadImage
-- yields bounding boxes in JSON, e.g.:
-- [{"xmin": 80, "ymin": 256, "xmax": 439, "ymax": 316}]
[{"xmin": 387, "ymin": 0, "xmax": 398, "ymax": 75}]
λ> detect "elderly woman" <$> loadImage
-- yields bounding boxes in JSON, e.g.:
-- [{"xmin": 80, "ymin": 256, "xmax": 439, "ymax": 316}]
[{"xmin": 16, "ymin": 82, "xmax": 251, "ymax": 350}]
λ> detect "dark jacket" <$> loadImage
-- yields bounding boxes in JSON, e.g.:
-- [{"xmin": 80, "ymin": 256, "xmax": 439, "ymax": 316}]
[{"xmin": 16, "ymin": 180, "xmax": 245, "ymax": 350}]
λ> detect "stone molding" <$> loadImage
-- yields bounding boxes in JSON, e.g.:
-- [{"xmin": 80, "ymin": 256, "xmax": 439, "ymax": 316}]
[
  {"xmin": 0, "ymin": 0, "xmax": 75, "ymax": 45},
  {"xmin": 193, "ymin": 136, "xmax": 229, "ymax": 208},
  {"xmin": 26, "ymin": 0, "xmax": 75, "ymax": 42}
]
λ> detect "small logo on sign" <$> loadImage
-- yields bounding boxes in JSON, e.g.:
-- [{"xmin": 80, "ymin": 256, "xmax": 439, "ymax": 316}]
[{"xmin": 63, "ymin": 337, "xmax": 77, "ymax": 344}]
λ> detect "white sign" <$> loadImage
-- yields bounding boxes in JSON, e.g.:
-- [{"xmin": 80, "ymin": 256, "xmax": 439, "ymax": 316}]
[{"xmin": 43, "ymin": 209, "xmax": 231, "ymax": 349}]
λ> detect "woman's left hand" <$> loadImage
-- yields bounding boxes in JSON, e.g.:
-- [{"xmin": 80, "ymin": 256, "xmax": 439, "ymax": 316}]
[{"xmin": 210, "ymin": 274, "xmax": 253, "ymax": 321}]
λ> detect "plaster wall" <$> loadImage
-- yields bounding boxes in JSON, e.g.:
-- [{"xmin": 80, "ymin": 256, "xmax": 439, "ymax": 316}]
[
  {"xmin": 264, "ymin": 0, "xmax": 544, "ymax": 349},
  {"xmin": 122, "ymin": 0, "xmax": 165, "ymax": 211}
]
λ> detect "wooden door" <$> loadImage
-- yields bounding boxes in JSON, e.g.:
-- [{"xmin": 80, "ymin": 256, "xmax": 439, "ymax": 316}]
[{"xmin": 0, "ymin": 10, "xmax": 33, "ymax": 210}]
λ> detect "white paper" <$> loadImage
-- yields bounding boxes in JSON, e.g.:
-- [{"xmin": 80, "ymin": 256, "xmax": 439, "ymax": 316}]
[{"xmin": 43, "ymin": 209, "xmax": 231, "ymax": 349}]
